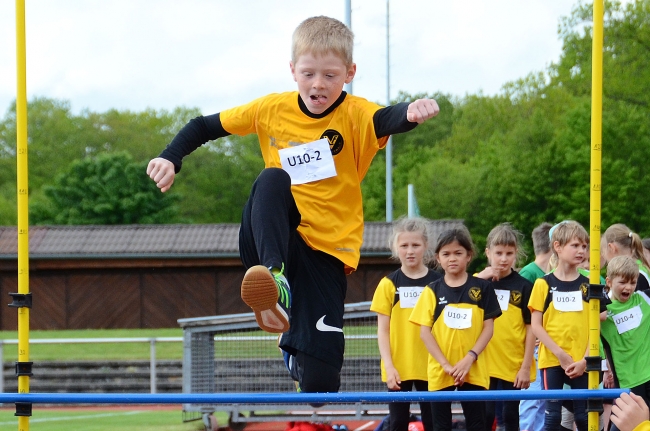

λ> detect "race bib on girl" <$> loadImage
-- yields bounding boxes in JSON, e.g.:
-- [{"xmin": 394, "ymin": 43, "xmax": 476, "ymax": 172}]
[
  {"xmin": 398, "ymin": 286, "xmax": 424, "ymax": 308},
  {"xmin": 443, "ymin": 305, "xmax": 472, "ymax": 329},
  {"xmin": 553, "ymin": 290, "xmax": 582, "ymax": 312},
  {"xmin": 612, "ymin": 305, "xmax": 642, "ymax": 334},
  {"xmin": 494, "ymin": 289, "xmax": 509, "ymax": 311},
  {"xmin": 279, "ymin": 139, "xmax": 337, "ymax": 185}
]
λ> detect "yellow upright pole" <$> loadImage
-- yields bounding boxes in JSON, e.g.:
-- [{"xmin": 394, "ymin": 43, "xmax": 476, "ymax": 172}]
[
  {"xmin": 15, "ymin": 0, "xmax": 31, "ymax": 430},
  {"xmin": 588, "ymin": 1, "xmax": 604, "ymax": 430}
]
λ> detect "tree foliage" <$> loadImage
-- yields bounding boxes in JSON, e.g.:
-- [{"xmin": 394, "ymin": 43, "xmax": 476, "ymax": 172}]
[
  {"xmin": 2, "ymin": 0, "xmax": 650, "ymax": 263},
  {"xmin": 31, "ymin": 152, "xmax": 179, "ymax": 225}
]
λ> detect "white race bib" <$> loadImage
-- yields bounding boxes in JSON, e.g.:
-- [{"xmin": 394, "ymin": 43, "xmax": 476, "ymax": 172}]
[
  {"xmin": 443, "ymin": 305, "xmax": 472, "ymax": 329},
  {"xmin": 398, "ymin": 286, "xmax": 424, "ymax": 308},
  {"xmin": 553, "ymin": 290, "xmax": 582, "ymax": 312},
  {"xmin": 279, "ymin": 139, "xmax": 337, "ymax": 185},
  {"xmin": 494, "ymin": 289, "xmax": 509, "ymax": 311},
  {"xmin": 613, "ymin": 305, "xmax": 643, "ymax": 335}
]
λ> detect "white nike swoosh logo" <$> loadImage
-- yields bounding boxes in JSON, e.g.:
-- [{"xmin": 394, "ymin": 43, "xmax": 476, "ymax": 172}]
[{"xmin": 316, "ymin": 315, "xmax": 343, "ymax": 333}]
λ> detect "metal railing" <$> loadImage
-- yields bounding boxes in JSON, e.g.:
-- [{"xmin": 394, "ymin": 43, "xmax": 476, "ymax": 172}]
[{"xmin": 0, "ymin": 337, "xmax": 183, "ymax": 394}]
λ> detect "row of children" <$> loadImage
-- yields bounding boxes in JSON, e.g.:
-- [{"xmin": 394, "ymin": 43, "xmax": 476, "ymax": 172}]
[{"xmin": 370, "ymin": 218, "xmax": 650, "ymax": 431}]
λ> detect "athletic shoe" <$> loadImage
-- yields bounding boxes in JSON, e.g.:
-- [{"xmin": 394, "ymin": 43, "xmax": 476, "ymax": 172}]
[{"xmin": 241, "ymin": 265, "xmax": 291, "ymax": 333}]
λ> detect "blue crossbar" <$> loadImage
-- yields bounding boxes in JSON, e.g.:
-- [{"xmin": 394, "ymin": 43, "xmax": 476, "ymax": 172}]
[{"xmin": 0, "ymin": 389, "xmax": 629, "ymax": 404}]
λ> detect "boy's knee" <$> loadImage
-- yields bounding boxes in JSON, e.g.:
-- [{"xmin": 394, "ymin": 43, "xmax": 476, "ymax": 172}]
[{"xmin": 257, "ymin": 167, "xmax": 291, "ymax": 187}]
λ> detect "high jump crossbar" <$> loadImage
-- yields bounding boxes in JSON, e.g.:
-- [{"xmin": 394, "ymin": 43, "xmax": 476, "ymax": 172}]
[{"xmin": 0, "ymin": 389, "xmax": 628, "ymax": 405}]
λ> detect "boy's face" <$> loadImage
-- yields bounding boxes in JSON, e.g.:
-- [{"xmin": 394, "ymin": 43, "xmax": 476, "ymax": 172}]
[
  {"xmin": 290, "ymin": 51, "xmax": 356, "ymax": 115},
  {"xmin": 606, "ymin": 275, "xmax": 637, "ymax": 302}
]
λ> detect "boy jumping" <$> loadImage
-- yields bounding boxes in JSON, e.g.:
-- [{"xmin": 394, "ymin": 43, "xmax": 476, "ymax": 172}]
[{"xmin": 147, "ymin": 16, "xmax": 439, "ymax": 392}]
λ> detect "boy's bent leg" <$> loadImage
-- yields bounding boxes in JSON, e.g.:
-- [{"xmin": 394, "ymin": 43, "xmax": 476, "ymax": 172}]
[
  {"xmin": 279, "ymin": 237, "xmax": 347, "ymax": 391},
  {"xmin": 294, "ymin": 351, "xmax": 341, "ymax": 393},
  {"xmin": 239, "ymin": 168, "xmax": 300, "ymax": 269},
  {"xmin": 239, "ymin": 168, "xmax": 300, "ymax": 333}
]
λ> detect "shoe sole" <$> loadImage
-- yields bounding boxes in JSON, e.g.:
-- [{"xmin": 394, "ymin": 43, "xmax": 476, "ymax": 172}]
[{"xmin": 241, "ymin": 265, "xmax": 289, "ymax": 333}]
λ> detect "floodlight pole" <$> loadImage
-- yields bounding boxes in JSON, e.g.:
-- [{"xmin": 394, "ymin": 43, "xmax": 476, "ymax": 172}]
[
  {"xmin": 344, "ymin": 0, "xmax": 352, "ymax": 95},
  {"xmin": 385, "ymin": 0, "xmax": 393, "ymax": 222}
]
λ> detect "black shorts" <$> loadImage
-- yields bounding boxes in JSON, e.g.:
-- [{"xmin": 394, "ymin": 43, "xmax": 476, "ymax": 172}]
[
  {"xmin": 279, "ymin": 234, "xmax": 347, "ymax": 370},
  {"xmin": 239, "ymin": 168, "xmax": 347, "ymax": 370}
]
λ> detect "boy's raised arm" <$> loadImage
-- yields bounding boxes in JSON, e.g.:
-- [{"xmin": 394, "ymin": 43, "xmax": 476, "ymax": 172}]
[
  {"xmin": 147, "ymin": 158, "xmax": 176, "ymax": 193},
  {"xmin": 374, "ymin": 98, "xmax": 440, "ymax": 138},
  {"xmin": 147, "ymin": 113, "xmax": 231, "ymax": 192},
  {"xmin": 407, "ymin": 99, "xmax": 440, "ymax": 124}
]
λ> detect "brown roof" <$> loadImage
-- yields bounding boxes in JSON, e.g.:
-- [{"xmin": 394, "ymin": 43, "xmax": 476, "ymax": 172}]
[{"xmin": 0, "ymin": 221, "xmax": 463, "ymax": 259}]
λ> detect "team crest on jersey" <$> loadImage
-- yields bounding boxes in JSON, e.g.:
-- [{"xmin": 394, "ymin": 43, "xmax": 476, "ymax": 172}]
[
  {"xmin": 469, "ymin": 287, "xmax": 482, "ymax": 302},
  {"xmin": 321, "ymin": 129, "xmax": 344, "ymax": 155},
  {"xmin": 510, "ymin": 291, "xmax": 522, "ymax": 305},
  {"xmin": 580, "ymin": 283, "xmax": 589, "ymax": 296}
]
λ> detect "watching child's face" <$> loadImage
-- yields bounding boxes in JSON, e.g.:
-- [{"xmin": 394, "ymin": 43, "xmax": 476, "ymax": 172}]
[
  {"xmin": 290, "ymin": 51, "xmax": 356, "ymax": 115},
  {"xmin": 601, "ymin": 236, "xmax": 617, "ymax": 264},
  {"xmin": 396, "ymin": 231, "xmax": 426, "ymax": 271},
  {"xmin": 607, "ymin": 275, "xmax": 637, "ymax": 302},
  {"xmin": 555, "ymin": 237, "xmax": 588, "ymax": 267},
  {"xmin": 436, "ymin": 240, "xmax": 471, "ymax": 277},
  {"xmin": 485, "ymin": 244, "xmax": 516, "ymax": 278}
]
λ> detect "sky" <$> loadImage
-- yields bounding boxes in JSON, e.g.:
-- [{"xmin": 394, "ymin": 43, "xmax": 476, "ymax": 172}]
[{"xmin": 0, "ymin": 0, "xmax": 582, "ymax": 116}]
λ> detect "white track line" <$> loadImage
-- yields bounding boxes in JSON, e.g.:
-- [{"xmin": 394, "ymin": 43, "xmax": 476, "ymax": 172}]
[
  {"xmin": 353, "ymin": 420, "xmax": 377, "ymax": 430},
  {"xmin": 0, "ymin": 410, "xmax": 144, "ymax": 425}
]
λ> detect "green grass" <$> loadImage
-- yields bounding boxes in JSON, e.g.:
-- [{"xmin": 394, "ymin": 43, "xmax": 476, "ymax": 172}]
[
  {"xmin": 0, "ymin": 329, "xmax": 185, "ymax": 361},
  {"xmin": 0, "ymin": 408, "xmax": 228, "ymax": 431},
  {"xmin": 0, "ymin": 328, "xmax": 379, "ymax": 429},
  {"xmin": 0, "ymin": 326, "xmax": 378, "ymax": 361}
]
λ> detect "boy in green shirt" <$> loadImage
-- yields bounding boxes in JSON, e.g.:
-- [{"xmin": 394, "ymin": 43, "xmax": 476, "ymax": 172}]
[{"xmin": 601, "ymin": 256, "xmax": 650, "ymax": 411}]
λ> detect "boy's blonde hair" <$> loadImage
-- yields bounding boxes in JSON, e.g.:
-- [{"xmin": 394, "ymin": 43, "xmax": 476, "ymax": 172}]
[
  {"xmin": 606, "ymin": 255, "xmax": 639, "ymax": 282},
  {"xmin": 292, "ymin": 16, "xmax": 354, "ymax": 67},
  {"xmin": 485, "ymin": 222, "xmax": 527, "ymax": 267},
  {"xmin": 389, "ymin": 216, "xmax": 436, "ymax": 266},
  {"xmin": 550, "ymin": 220, "xmax": 589, "ymax": 253}
]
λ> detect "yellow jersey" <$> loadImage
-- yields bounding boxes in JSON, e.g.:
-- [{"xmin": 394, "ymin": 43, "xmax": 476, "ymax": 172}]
[
  {"xmin": 528, "ymin": 273, "xmax": 590, "ymax": 369},
  {"xmin": 410, "ymin": 276, "xmax": 502, "ymax": 391},
  {"xmin": 220, "ymin": 92, "xmax": 388, "ymax": 273}
]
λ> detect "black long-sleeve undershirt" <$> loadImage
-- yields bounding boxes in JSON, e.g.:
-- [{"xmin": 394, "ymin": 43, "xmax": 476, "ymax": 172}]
[
  {"xmin": 158, "ymin": 93, "xmax": 417, "ymax": 173},
  {"xmin": 159, "ymin": 113, "xmax": 229, "ymax": 173}
]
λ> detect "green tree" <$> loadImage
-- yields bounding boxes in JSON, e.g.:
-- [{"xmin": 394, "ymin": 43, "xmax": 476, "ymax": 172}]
[
  {"xmin": 361, "ymin": 92, "xmax": 456, "ymax": 221},
  {"xmin": 0, "ymin": 98, "xmax": 200, "ymax": 205},
  {"xmin": 553, "ymin": 0, "xmax": 650, "ymax": 106},
  {"xmin": 172, "ymin": 134, "xmax": 264, "ymax": 223},
  {"xmin": 31, "ymin": 152, "xmax": 178, "ymax": 225}
]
